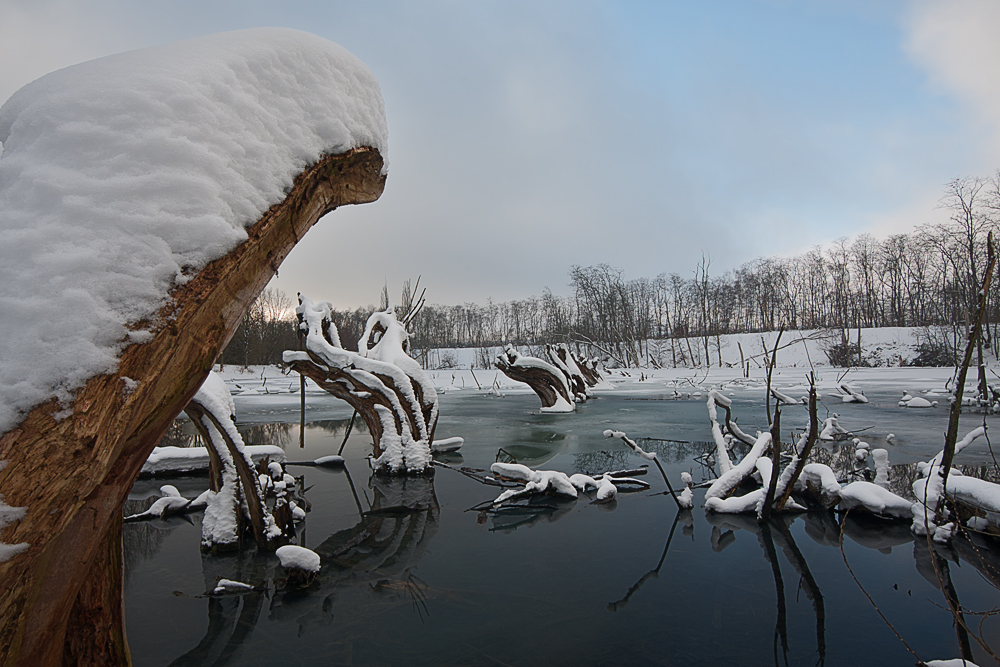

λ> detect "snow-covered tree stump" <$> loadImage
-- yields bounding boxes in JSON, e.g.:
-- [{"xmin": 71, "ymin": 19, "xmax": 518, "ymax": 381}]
[
  {"xmin": 546, "ymin": 343, "xmax": 590, "ymax": 401},
  {"xmin": 494, "ymin": 345, "xmax": 575, "ymax": 412},
  {"xmin": 575, "ymin": 355, "xmax": 604, "ymax": 387},
  {"xmin": 283, "ymin": 296, "xmax": 437, "ymax": 474},
  {"xmin": 184, "ymin": 372, "xmax": 282, "ymax": 552},
  {"xmin": 0, "ymin": 32, "xmax": 387, "ymax": 664}
]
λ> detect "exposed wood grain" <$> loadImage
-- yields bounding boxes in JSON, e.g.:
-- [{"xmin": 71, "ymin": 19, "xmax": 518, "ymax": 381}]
[{"xmin": 0, "ymin": 147, "xmax": 385, "ymax": 666}]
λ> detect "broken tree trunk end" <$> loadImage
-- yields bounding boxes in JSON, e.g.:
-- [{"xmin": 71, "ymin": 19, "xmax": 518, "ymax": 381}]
[{"xmin": 0, "ymin": 147, "xmax": 385, "ymax": 667}]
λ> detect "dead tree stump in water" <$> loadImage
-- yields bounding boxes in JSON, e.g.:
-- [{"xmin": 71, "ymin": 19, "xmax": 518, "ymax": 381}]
[
  {"xmin": 575, "ymin": 356, "xmax": 604, "ymax": 387},
  {"xmin": 545, "ymin": 343, "xmax": 590, "ymax": 401},
  {"xmin": 495, "ymin": 345, "xmax": 575, "ymax": 412},
  {"xmin": 283, "ymin": 297, "xmax": 436, "ymax": 474}
]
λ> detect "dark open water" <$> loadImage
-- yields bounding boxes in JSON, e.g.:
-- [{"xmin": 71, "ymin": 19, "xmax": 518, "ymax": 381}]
[{"xmin": 124, "ymin": 387, "xmax": 1000, "ymax": 666}]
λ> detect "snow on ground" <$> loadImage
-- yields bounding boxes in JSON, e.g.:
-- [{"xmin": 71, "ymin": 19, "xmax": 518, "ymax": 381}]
[
  {"xmin": 213, "ymin": 355, "xmax": 966, "ymax": 409},
  {"xmin": 0, "ymin": 28, "xmax": 387, "ymax": 435},
  {"xmin": 425, "ymin": 327, "xmax": 922, "ymax": 373}
]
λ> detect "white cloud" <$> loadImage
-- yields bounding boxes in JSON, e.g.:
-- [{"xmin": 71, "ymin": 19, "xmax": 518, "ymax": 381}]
[{"xmin": 904, "ymin": 0, "xmax": 1000, "ymax": 166}]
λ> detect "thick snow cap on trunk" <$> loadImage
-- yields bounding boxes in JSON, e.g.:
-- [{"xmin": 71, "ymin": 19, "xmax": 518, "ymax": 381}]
[{"xmin": 0, "ymin": 28, "xmax": 387, "ymax": 435}]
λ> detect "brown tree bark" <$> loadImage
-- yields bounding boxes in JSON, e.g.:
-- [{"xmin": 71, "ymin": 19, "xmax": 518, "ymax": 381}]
[
  {"xmin": 0, "ymin": 147, "xmax": 385, "ymax": 666},
  {"xmin": 61, "ymin": 516, "xmax": 130, "ymax": 666},
  {"xmin": 495, "ymin": 348, "xmax": 574, "ymax": 410}
]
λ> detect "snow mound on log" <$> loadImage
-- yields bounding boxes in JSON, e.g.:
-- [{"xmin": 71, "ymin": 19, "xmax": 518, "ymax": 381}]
[
  {"xmin": 275, "ymin": 545, "xmax": 321, "ymax": 572},
  {"xmin": 0, "ymin": 28, "xmax": 387, "ymax": 434}
]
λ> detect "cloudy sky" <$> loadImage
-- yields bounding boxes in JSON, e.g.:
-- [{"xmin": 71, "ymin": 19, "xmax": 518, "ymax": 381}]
[{"xmin": 2, "ymin": 0, "xmax": 999, "ymax": 308}]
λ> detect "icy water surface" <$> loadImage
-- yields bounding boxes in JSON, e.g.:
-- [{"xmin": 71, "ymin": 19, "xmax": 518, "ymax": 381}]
[{"xmin": 124, "ymin": 385, "xmax": 1000, "ymax": 666}]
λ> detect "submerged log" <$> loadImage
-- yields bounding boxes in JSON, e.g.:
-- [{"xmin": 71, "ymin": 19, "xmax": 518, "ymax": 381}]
[
  {"xmin": 495, "ymin": 345, "xmax": 575, "ymax": 412},
  {"xmin": 0, "ymin": 147, "xmax": 385, "ymax": 665}
]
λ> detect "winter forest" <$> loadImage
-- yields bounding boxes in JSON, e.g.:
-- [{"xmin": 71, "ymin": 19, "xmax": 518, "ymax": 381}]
[
  {"xmin": 5, "ymin": 7, "xmax": 1000, "ymax": 667},
  {"xmin": 227, "ymin": 174, "xmax": 1000, "ymax": 370}
]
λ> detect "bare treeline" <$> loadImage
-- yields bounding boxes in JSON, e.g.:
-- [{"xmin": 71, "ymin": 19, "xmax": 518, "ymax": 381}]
[
  {"xmin": 219, "ymin": 288, "xmax": 297, "ymax": 367},
  {"xmin": 403, "ymin": 175, "xmax": 1000, "ymax": 366},
  {"xmin": 222, "ymin": 175, "xmax": 1000, "ymax": 368}
]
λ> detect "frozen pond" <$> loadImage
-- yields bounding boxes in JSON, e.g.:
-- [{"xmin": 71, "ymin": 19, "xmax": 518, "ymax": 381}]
[{"xmin": 124, "ymin": 372, "xmax": 1000, "ymax": 665}]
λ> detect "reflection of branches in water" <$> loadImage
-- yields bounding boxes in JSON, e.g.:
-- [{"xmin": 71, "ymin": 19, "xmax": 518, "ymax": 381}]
[
  {"xmin": 162, "ymin": 473, "xmax": 440, "ymax": 664},
  {"xmin": 169, "ymin": 544, "xmax": 276, "ymax": 666},
  {"xmin": 839, "ymin": 512, "xmax": 913, "ymax": 553},
  {"xmin": 953, "ymin": 528, "xmax": 1000, "ymax": 591},
  {"xmin": 157, "ymin": 420, "xmax": 202, "ymax": 448},
  {"xmin": 573, "ymin": 450, "xmax": 632, "ymax": 476},
  {"xmin": 837, "ymin": 511, "xmax": 925, "ymax": 664},
  {"xmin": 170, "ymin": 592, "xmax": 266, "ymax": 667},
  {"xmin": 758, "ymin": 523, "xmax": 789, "ymax": 667},
  {"xmin": 314, "ymin": 475, "xmax": 439, "ymax": 576},
  {"xmin": 808, "ymin": 443, "xmax": 864, "ymax": 480},
  {"xmin": 487, "ymin": 497, "xmax": 575, "ymax": 533},
  {"xmin": 370, "ymin": 572, "xmax": 430, "ymax": 622},
  {"xmin": 122, "ymin": 497, "xmax": 175, "ymax": 584},
  {"xmin": 238, "ymin": 422, "xmax": 294, "ymax": 449},
  {"xmin": 608, "ymin": 509, "xmax": 686, "ymax": 611},
  {"xmin": 283, "ymin": 476, "xmax": 440, "ymax": 635},
  {"xmin": 711, "ymin": 526, "xmax": 736, "ymax": 553},
  {"xmin": 771, "ymin": 518, "xmax": 825, "ymax": 666},
  {"xmin": 957, "ymin": 464, "xmax": 1000, "ymax": 485},
  {"xmin": 307, "ymin": 418, "xmax": 371, "ymax": 438},
  {"xmin": 707, "ymin": 513, "xmax": 826, "ymax": 664},
  {"xmin": 913, "ymin": 539, "xmax": 976, "ymax": 662},
  {"xmin": 632, "ymin": 438, "xmax": 714, "ymax": 466}
]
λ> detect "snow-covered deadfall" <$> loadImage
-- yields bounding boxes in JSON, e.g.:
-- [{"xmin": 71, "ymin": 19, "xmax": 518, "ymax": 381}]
[{"xmin": 0, "ymin": 28, "xmax": 387, "ymax": 666}]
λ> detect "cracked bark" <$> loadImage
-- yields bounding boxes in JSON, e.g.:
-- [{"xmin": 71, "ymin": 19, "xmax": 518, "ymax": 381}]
[{"xmin": 0, "ymin": 147, "xmax": 385, "ymax": 666}]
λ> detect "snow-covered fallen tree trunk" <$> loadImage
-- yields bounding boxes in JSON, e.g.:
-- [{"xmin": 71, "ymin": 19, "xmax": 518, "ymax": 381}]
[
  {"xmin": 123, "ymin": 485, "xmax": 208, "ymax": 522},
  {"xmin": 794, "ymin": 463, "xmax": 842, "ymax": 509},
  {"xmin": 140, "ymin": 444, "xmax": 285, "ymax": 476},
  {"xmin": 705, "ymin": 432, "xmax": 772, "ymax": 502},
  {"xmin": 833, "ymin": 383, "xmax": 868, "ymax": 403},
  {"xmin": 706, "ymin": 457, "xmax": 786, "ymax": 515},
  {"xmin": 484, "ymin": 462, "xmax": 648, "ymax": 508},
  {"xmin": 494, "ymin": 345, "xmax": 575, "ymax": 412},
  {"xmin": 0, "ymin": 29, "xmax": 387, "ymax": 665},
  {"xmin": 839, "ymin": 481, "xmax": 911, "ymax": 518},
  {"xmin": 283, "ymin": 296, "xmax": 436, "ymax": 474}
]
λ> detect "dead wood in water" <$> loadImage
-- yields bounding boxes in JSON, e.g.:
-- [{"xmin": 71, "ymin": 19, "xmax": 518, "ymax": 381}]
[
  {"xmin": 494, "ymin": 345, "xmax": 574, "ymax": 410},
  {"xmin": 185, "ymin": 400, "xmax": 276, "ymax": 551},
  {"xmin": 0, "ymin": 147, "xmax": 385, "ymax": 666}
]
